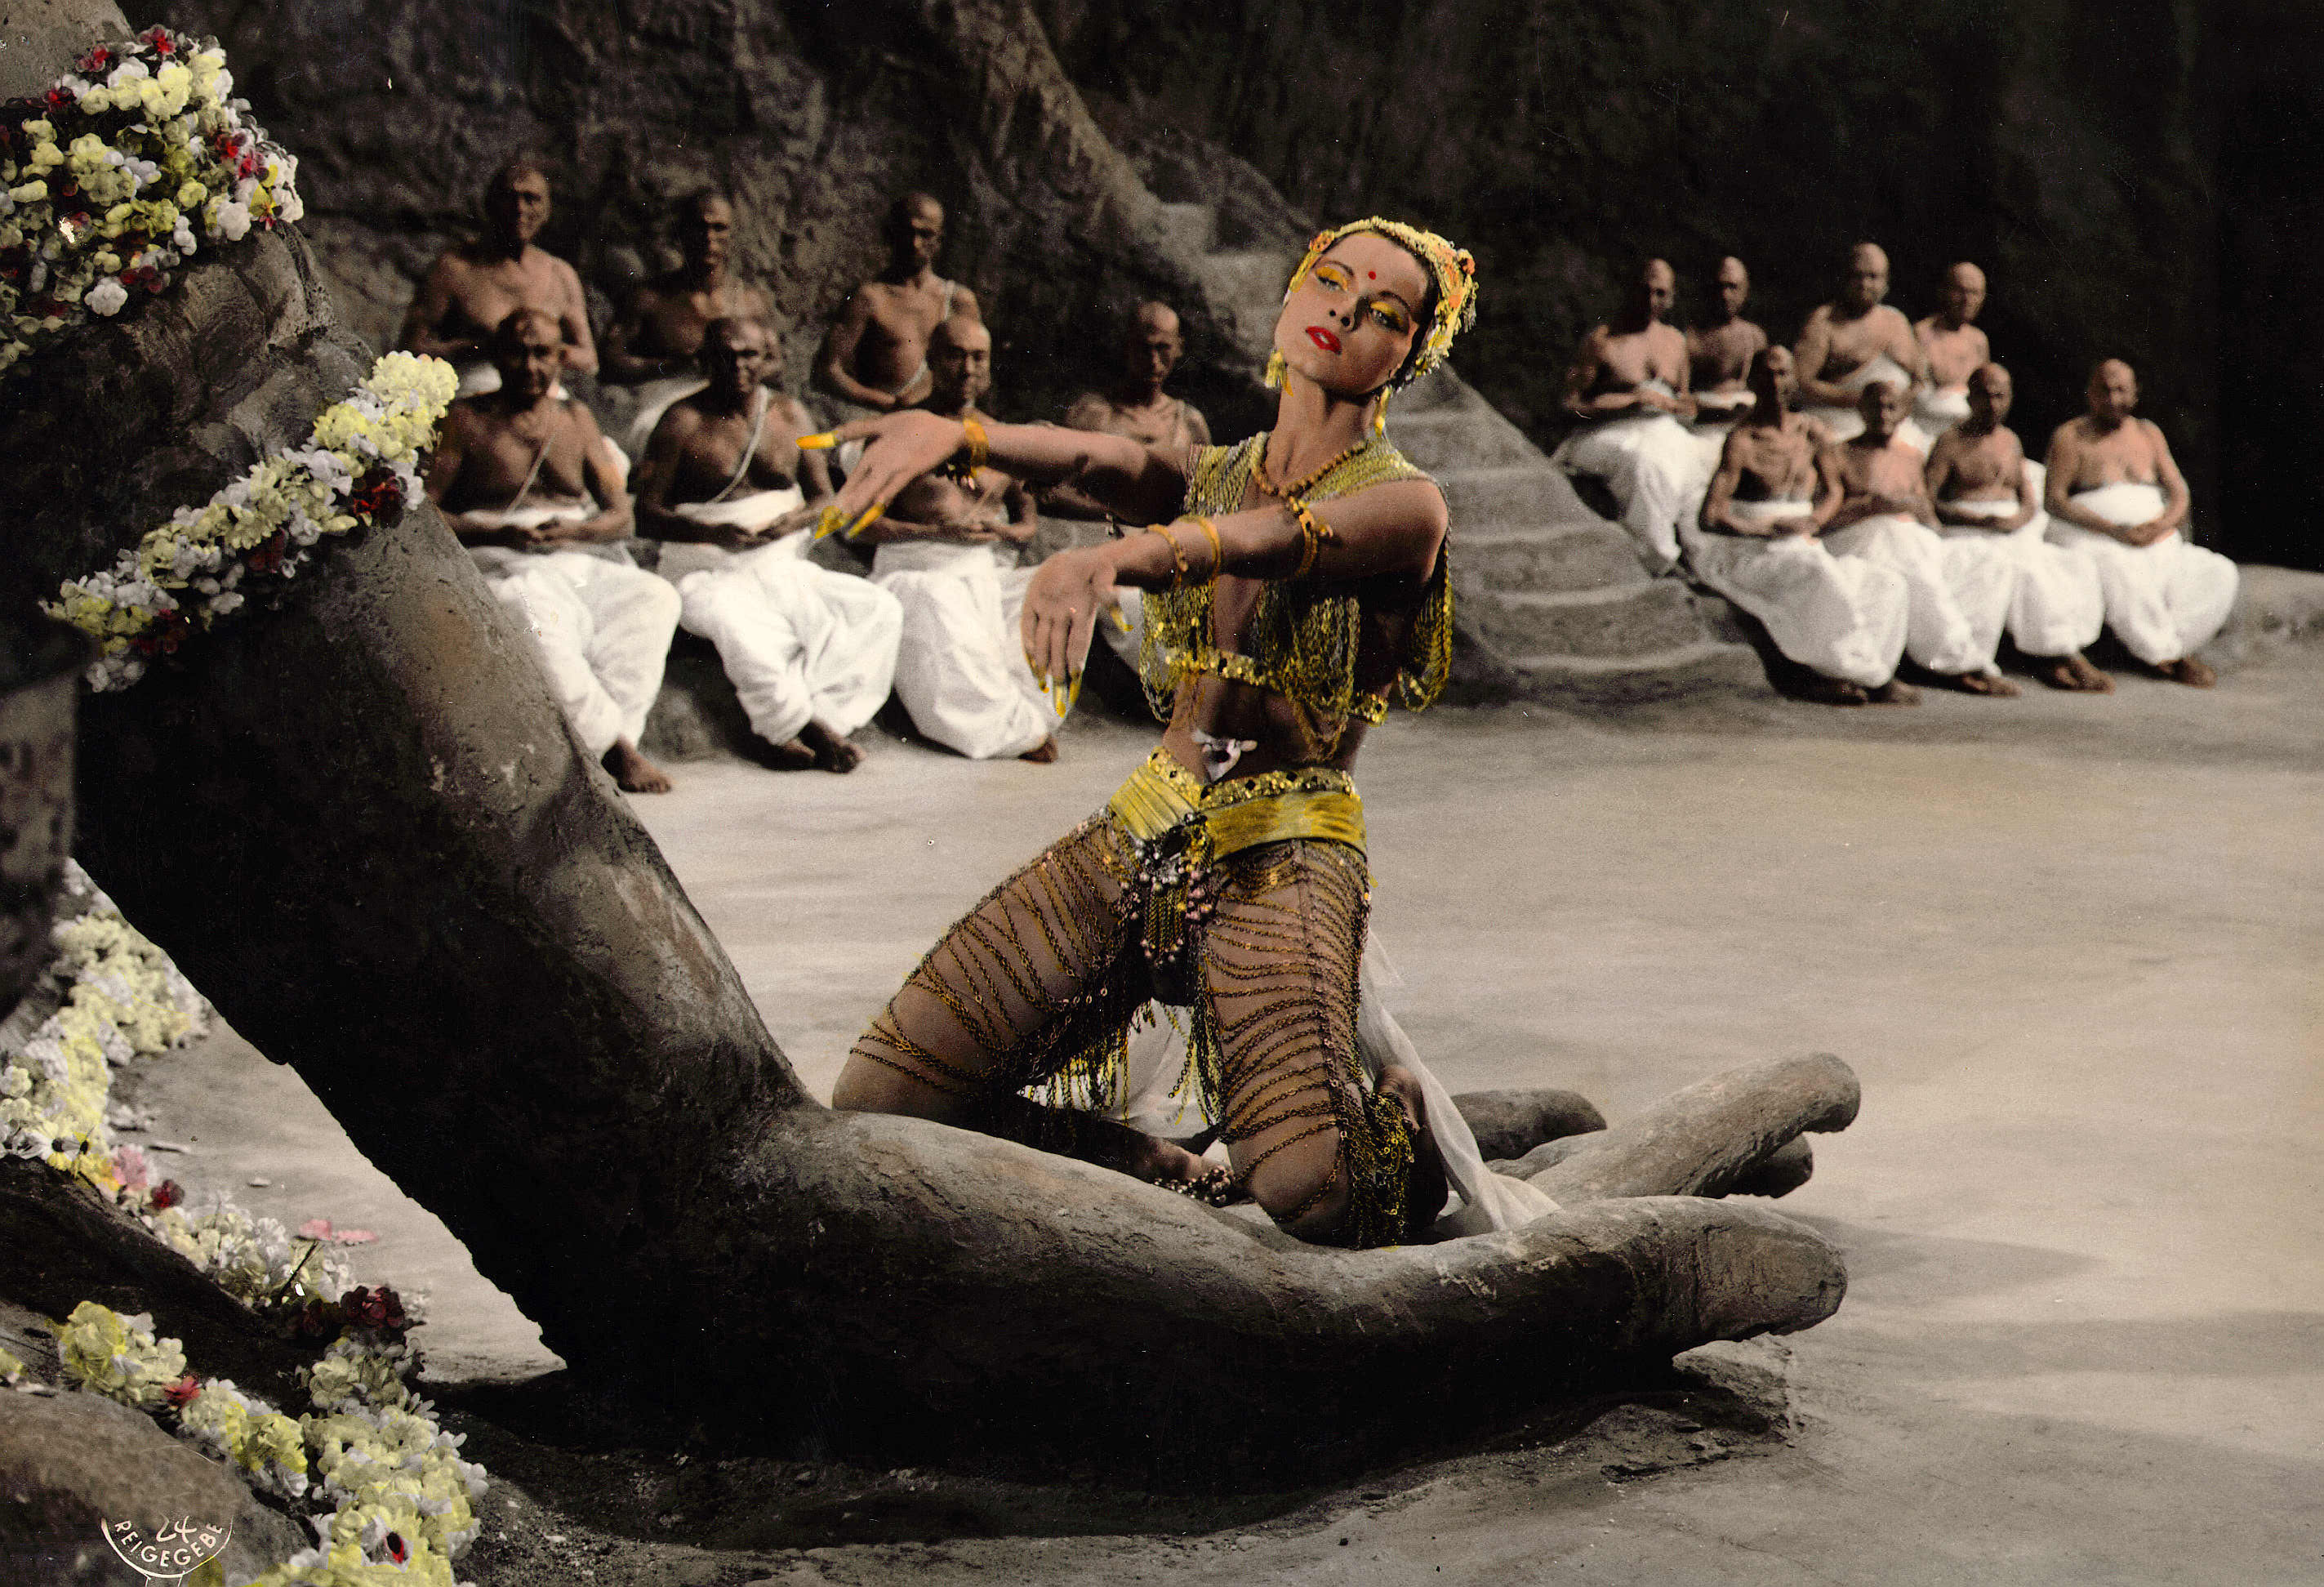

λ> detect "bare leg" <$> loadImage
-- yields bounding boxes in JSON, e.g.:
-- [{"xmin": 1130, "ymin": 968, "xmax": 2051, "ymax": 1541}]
[{"xmin": 602, "ymin": 738, "xmax": 673, "ymax": 793}]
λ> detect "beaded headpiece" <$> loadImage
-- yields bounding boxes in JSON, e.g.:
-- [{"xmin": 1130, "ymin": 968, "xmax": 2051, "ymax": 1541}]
[{"xmin": 1265, "ymin": 217, "xmax": 1480, "ymax": 395}]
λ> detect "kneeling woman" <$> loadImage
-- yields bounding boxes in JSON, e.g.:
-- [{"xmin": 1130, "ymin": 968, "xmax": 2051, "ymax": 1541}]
[{"xmin": 823, "ymin": 220, "xmax": 1477, "ymax": 1247}]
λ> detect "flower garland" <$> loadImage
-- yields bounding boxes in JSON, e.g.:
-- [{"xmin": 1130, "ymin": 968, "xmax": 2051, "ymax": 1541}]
[
  {"xmin": 46, "ymin": 351, "xmax": 456, "ymax": 691},
  {"xmin": 0, "ymin": 26, "xmax": 300, "ymax": 378},
  {"xmin": 53, "ymin": 1300, "xmax": 488, "ymax": 1587}
]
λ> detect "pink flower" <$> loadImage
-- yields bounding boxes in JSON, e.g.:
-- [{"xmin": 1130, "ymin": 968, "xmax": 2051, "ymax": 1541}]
[{"xmin": 113, "ymin": 1143, "xmax": 151, "ymax": 1192}]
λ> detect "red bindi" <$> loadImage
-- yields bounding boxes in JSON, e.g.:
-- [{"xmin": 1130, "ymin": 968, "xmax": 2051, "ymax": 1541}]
[{"xmin": 1366, "ymin": 271, "xmax": 1376, "ymax": 279}]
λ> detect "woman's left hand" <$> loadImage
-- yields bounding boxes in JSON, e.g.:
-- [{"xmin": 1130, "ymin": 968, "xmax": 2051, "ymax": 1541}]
[{"xmin": 1020, "ymin": 544, "xmax": 1115, "ymax": 691}]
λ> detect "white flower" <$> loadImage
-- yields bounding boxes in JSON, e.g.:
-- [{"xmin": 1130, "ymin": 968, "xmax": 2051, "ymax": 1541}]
[
  {"xmin": 107, "ymin": 59, "xmax": 151, "ymax": 87},
  {"xmin": 84, "ymin": 277, "xmax": 127, "ymax": 316},
  {"xmin": 211, "ymin": 199, "xmax": 249, "ymax": 242}
]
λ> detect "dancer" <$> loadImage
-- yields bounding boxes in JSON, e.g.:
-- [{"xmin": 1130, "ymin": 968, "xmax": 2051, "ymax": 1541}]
[{"xmin": 822, "ymin": 220, "xmax": 1495, "ymax": 1247}]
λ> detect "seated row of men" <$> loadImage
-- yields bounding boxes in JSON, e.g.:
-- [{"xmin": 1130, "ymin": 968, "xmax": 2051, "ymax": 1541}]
[
  {"xmin": 1685, "ymin": 347, "xmax": 2236, "ymax": 704},
  {"xmin": 1556, "ymin": 243, "xmax": 2235, "ymax": 700}
]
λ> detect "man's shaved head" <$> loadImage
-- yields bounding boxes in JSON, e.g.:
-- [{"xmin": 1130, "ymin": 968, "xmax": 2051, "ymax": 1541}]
[
  {"xmin": 1843, "ymin": 243, "xmax": 1890, "ymax": 310},
  {"xmin": 928, "ymin": 313, "xmax": 992, "ymax": 407},
  {"xmin": 1715, "ymin": 256, "xmax": 1751, "ymax": 316},
  {"xmin": 930, "ymin": 315, "xmax": 990, "ymax": 358},
  {"xmin": 1941, "ymin": 261, "xmax": 1988, "ymax": 325},
  {"xmin": 1747, "ymin": 344, "xmax": 1796, "ymax": 411},
  {"xmin": 2086, "ymin": 358, "xmax": 2139, "ymax": 422},
  {"xmin": 489, "ymin": 305, "xmax": 562, "ymax": 354},
  {"xmin": 1633, "ymin": 257, "xmax": 1676, "ymax": 322},
  {"xmin": 1967, "ymin": 361, "xmax": 2013, "ymax": 424},
  {"xmin": 1132, "ymin": 301, "xmax": 1181, "ymax": 337}
]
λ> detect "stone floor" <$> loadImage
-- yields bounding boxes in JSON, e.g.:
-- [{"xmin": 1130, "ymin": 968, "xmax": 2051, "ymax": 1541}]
[{"xmin": 123, "ymin": 642, "xmax": 2324, "ymax": 1585}]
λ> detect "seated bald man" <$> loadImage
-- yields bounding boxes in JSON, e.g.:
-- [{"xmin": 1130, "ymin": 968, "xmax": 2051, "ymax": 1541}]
[
  {"xmin": 1686, "ymin": 346, "xmax": 1913, "ymax": 706},
  {"xmin": 635, "ymin": 317, "xmax": 902, "ymax": 772},
  {"xmin": 425, "ymin": 308, "xmax": 679, "ymax": 794},
  {"xmin": 1925, "ymin": 363, "xmax": 2111, "ymax": 692},
  {"xmin": 1912, "ymin": 262, "xmax": 1990, "ymax": 447},
  {"xmin": 813, "ymin": 191, "xmax": 982, "ymax": 418},
  {"xmin": 1823, "ymin": 379, "xmax": 2018, "ymax": 695},
  {"xmin": 1796, "ymin": 242, "xmax": 1934, "ymax": 453},
  {"xmin": 854, "ymin": 315, "xmax": 1060, "ymax": 761},
  {"xmin": 1686, "ymin": 256, "xmax": 1770, "ymax": 426},
  {"xmin": 1048, "ymin": 301, "xmax": 1212, "ymax": 518},
  {"xmin": 2042, "ymin": 359, "xmax": 2238, "ymax": 686},
  {"xmin": 603, "ymin": 189, "xmax": 777, "ymax": 461},
  {"xmin": 400, "ymin": 158, "xmax": 596, "ymax": 399},
  {"xmin": 1551, "ymin": 257, "xmax": 1721, "ymax": 572}
]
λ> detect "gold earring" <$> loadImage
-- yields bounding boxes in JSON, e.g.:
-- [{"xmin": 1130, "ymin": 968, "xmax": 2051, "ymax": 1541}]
[
  {"xmin": 1264, "ymin": 350, "xmax": 1286, "ymax": 390},
  {"xmin": 1373, "ymin": 388, "xmax": 1392, "ymax": 435}
]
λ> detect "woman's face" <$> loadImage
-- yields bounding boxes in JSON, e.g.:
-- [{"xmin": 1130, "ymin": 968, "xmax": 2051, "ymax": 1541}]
[{"xmin": 1274, "ymin": 233, "xmax": 1429, "ymax": 399}]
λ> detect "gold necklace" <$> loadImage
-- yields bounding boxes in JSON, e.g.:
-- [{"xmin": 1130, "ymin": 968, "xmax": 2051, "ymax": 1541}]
[{"xmin": 1253, "ymin": 434, "xmax": 1377, "ymax": 502}]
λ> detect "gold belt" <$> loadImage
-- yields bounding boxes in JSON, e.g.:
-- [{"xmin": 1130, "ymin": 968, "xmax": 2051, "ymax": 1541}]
[{"xmin": 1105, "ymin": 748, "xmax": 1365, "ymax": 858}]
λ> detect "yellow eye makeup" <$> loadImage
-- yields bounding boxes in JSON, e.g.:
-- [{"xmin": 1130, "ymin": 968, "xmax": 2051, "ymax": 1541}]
[{"xmin": 1311, "ymin": 261, "xmax": 1353, "ymax": 290}]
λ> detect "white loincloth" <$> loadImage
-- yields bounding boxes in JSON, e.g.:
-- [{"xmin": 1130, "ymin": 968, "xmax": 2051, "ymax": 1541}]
[
  {"xmin": 1552, "ymin": 382, "xmax": 1725, "ymax": 571},
  {"xmin": 621, "ymin": 376, "xmax": 711, "ymax": 462},
  {"xmin": 1691, "ymin": 389, "xmax": 1756, "ymax": 431},
  {"xmin": 872, "ymin": 539, "xmax": 1060, "ymax": 759},
  {"xmin": 466, "ymin": 510, "xmax": 679, "ymax": 757},
  {"xmin": 653, "ymin": 489, "xmax": 902, "ymax": 747},
  {"xmin": 1104, "ymin": 949, "xmax": 1560, "ymax": 1237},
  {"xmin": 1914, "ymin": 384, "xmax": 1972, "ymax": 444},
  {"xmin": 1823, "ymin": 511, "xmax": 2013, "ymax": 675},
  {"xmin": 1681, "ymin": 499, "xmax": 1908, "ymax": 687},
  {"xmin": 1939, "ymin": 477, "xmax": 2103, "ymax": 658},
  {"xmin": 1802, "ymin": 354, "xmax": 1934, "ymax": 454},
  {"xmin": 2046, "ymin": 483, "xmax": 2240, "ymax": 665}
]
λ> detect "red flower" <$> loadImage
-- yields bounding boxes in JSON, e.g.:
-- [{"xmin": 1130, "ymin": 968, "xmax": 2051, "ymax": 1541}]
[
  {"xmin": 384, "ymin": 1532, "xmax": 408, "ymax": 1564},
  {"xmin": 149, "ymin": 1179, "xmax": 182, "ymax": 1210},
  {"xmin": 339, "ymin": 1284, "xmax": 410, "ymax": 1335},
  {"xmin": 83, "ymin": 47, "xmax": 111, "ymax": 71},
  {"xmin": 46, "ymin": 87, "xmax": 71, "ymax": 114},
  {"xmin": 143, "ymin": 26, "xmax": 175, "ymax": 51},
  {"xmin": 351, "ymin": 469, "xmax": 403, "ymax": 518},
  {"xmin": 163, "ymin": 1374, "xmax": 200, "ymax": 1410}
]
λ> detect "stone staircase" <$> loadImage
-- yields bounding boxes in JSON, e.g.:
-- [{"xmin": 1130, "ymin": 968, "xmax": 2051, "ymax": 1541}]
[{"xmin": 1167, "ymin": 203, "xmax": 1767, "ymax": 706}]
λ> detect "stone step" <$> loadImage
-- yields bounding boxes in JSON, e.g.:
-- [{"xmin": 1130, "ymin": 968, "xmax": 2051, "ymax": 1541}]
[
  {"xmin": 1498, "ymin": 639, "xmax": 1770, "ymax": 705},
  {"xmin": 1440, "ymin": 464, "xmax": 1617, "ymax": 536},
  {"xmin": 1463, "ymin": 578, "xmax": 1712, "ymax": 660},
  {"xmin": 1454, "ymin": 522, "xmax": 1654, "ymax": 595},
  {"xmin": 1387, "ymin": 408, "xmax": 1545, "ymax": 475}
]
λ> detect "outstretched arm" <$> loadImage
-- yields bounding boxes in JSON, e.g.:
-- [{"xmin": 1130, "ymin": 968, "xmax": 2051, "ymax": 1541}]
[{"xmin": 825, "ymin": 409, "xmax": 1192, "ymax": 528}]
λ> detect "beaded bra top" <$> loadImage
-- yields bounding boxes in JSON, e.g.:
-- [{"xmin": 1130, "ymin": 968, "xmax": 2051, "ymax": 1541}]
[{"xmin": 1138, "ymin": 434, "xmax": 1454, "ymax": 734}]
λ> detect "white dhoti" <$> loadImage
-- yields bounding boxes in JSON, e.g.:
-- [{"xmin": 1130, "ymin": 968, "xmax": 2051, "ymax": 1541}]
[
  {"xmin": 2046, "ymin": 484, "xmax": 2240, "ymax": 665},
  {"xmin": 1104, "ymin": 950, "xmax": 1560, "ymax": 1237},
  {"xmin": 655, "ymin": 490, "xmax": 902, "ymax": 747},
  {"xmin": 1681, "ymin": 501, "xmax": 1908, "ymax": 687},
  {"xmin": 1802, "ymin": 354, "xmax": 1934, "ymax": 453},
  {"xmin": 621, "ymin": 376, "xmax": 711, "ymax": 462},
  {"xmin": 1939, "ymin": 490, "xmax": 2104, "ymax": 659},
  {"xmin": 872, "ymin": 540, "xmax": 1061, "ymax": 759},
  {"xmin": 1823, "ymin": 512, "xmax": 2012, "ymax": 676},
  {"xmin": 468, "ymin": 517, "xmax": 679, "ymax": 757},
  {"xmin": 1914, "ymin": 384, "xmax": 1972, "ymax": 444},
  {"xmin": 1551, "ymin": 399, "xmax": 1724, "ymax": 569}
]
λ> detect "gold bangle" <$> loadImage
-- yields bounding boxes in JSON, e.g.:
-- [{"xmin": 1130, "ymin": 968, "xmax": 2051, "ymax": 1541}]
[
  {"xmin": 960, "ymin": 415, "xmax": 990, "ymax": 471},
  {"xmin": 1186, "ymin": 514, "xmax": 1224, "ymax": 583},
  {"xmin": 1289, "ymin": 500, "xmax": 1337, "ymax": 579},
  {"xmin": 1144, "ymin": 524, "xmax": 1191, "ymax": 590}
]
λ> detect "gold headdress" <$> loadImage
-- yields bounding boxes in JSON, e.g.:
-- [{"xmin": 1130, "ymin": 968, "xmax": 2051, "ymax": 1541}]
[{"xmin": 1264, "ymin": 217, "xmax": 1480, "ymax": 398}]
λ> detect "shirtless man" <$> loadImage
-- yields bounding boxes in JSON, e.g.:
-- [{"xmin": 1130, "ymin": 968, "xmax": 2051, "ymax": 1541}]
[
  {"xmin": 853, "ymin": 316, "xmax": 1055, "ymax": 761},
  {"xmin": 1552, "ymin": 258, "xmax": 1719, "ymax": 570},
  {"xmin": 400, "ymin": 159, "xmax": 596, "ymax": 395},
  {"xmin": 1047, "ymin": 301, "xmax": 1213, "ymax": 520},
  {"xmin": 1691, "ymin": 346, "xmax": 1911, "ymax": 704},
  {"xmin": 1795, "ymin": 243, "xmax": 1932, "ymax": 448},
  {"xmin": 2042, "ymin": 359, "xmax": 2239, "ymax": 685},
  {"xmin": 425, "ymin": 309, "xmax": 678, "ymax": 793},
  {"xmin": 813, "ymin": 193, "xmax": 983, "ymax": 416},
  {"xmin": 603, "ymin": 190, "xmax": 777, "ymax": 457},
  {"xmin": 1824, "ymin": 381, "xmax": 2017, "ymax": 694},
  {"xmin": 1686, "ymin": 256, "xmax": 1769, "ymax": 423},
  {"xmin": 1925, "ymin": 363, "xmax": 2109, "ymax": 692},
  {"xmin": 1912, "ymin": 262, "xmax": 1990, "ymax": 445},
  {"xmin": 635, "ymin": 319, "xmax": 901, "ymax": 772}
]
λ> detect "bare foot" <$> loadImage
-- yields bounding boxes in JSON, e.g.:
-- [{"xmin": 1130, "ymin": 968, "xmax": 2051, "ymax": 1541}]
[
  {"xmin": 756, "ymin": 736, "xmax": 818, "ymax": 771},
  {"xmin": 2037, "ymin": 653, "xmax": 2115, "ymax": 693},
  {"xmin": 2156, "ymin": 656, "xmax": 2217, "ymax": 688},
  {"xmin": 1019, "ymin": 737, "xmax": 1060, "ymax": 764},
  {"xmin": 602, "ymin": 739, "xmax": 673, "ymax": 794},
  {"xmin": 799, "ymin": 719, "xmax": 865, "ymax": 773},
  {"xmin": 1868, "ymin": 680, "xmax": 1921, "ymax": 707},
  {"xmin": 1948, "ymin": 671, "xmax": 2022, "ymax": 698},
  {"xmin": 1378, "ymin": 1064, "xmax": 1450, "ymax": 1238},
  {"xmin": 1801, "ymin": 675, "xmax": 1870, "ymax": 707}
]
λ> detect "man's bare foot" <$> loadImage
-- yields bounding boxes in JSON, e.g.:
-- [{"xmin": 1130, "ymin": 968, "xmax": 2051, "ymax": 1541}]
[
  {"xmin": 1948, "ymin": 671, "xmax": 2022, "ymax": 698},
  {"xmin": 2156, "ymin": 656, "xmax": 2217, "ymax": 688},
  {"xmin": 1019, "ymin": 737, "xmax": 1060, "ymax": 764},
  {"xmin": 759, "ymin": 736, "xmax": 819, "ymax": 770},
  {"xmin": 1801, "ymin": 676, "xmax": 1870, "ymax": 707},
  {"xmin": 1868, "ymin": 679, "xmax": 1921, "ymax": 706},
  {"xmin": 603, "ymin": 739, "xmax": 673, "ymax": 794},
  {"xmin": 799, "ymin": 719, "xmax": 865, "ymax": 773},
  {"xmin": 2036, "ymin": 652, "xmax": 2115, "ymax": 693}
]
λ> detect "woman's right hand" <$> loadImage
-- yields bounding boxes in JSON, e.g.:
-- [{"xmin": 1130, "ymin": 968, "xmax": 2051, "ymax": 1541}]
[{"xmin": 816, "ymin": 410, "xmax": 968, "ymax": 531}]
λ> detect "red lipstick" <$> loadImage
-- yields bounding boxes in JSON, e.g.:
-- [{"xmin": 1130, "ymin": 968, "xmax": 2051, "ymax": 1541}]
[{"xmin": 1305, "ymin": 326, "xmax": 1341, "ymax": 354}]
